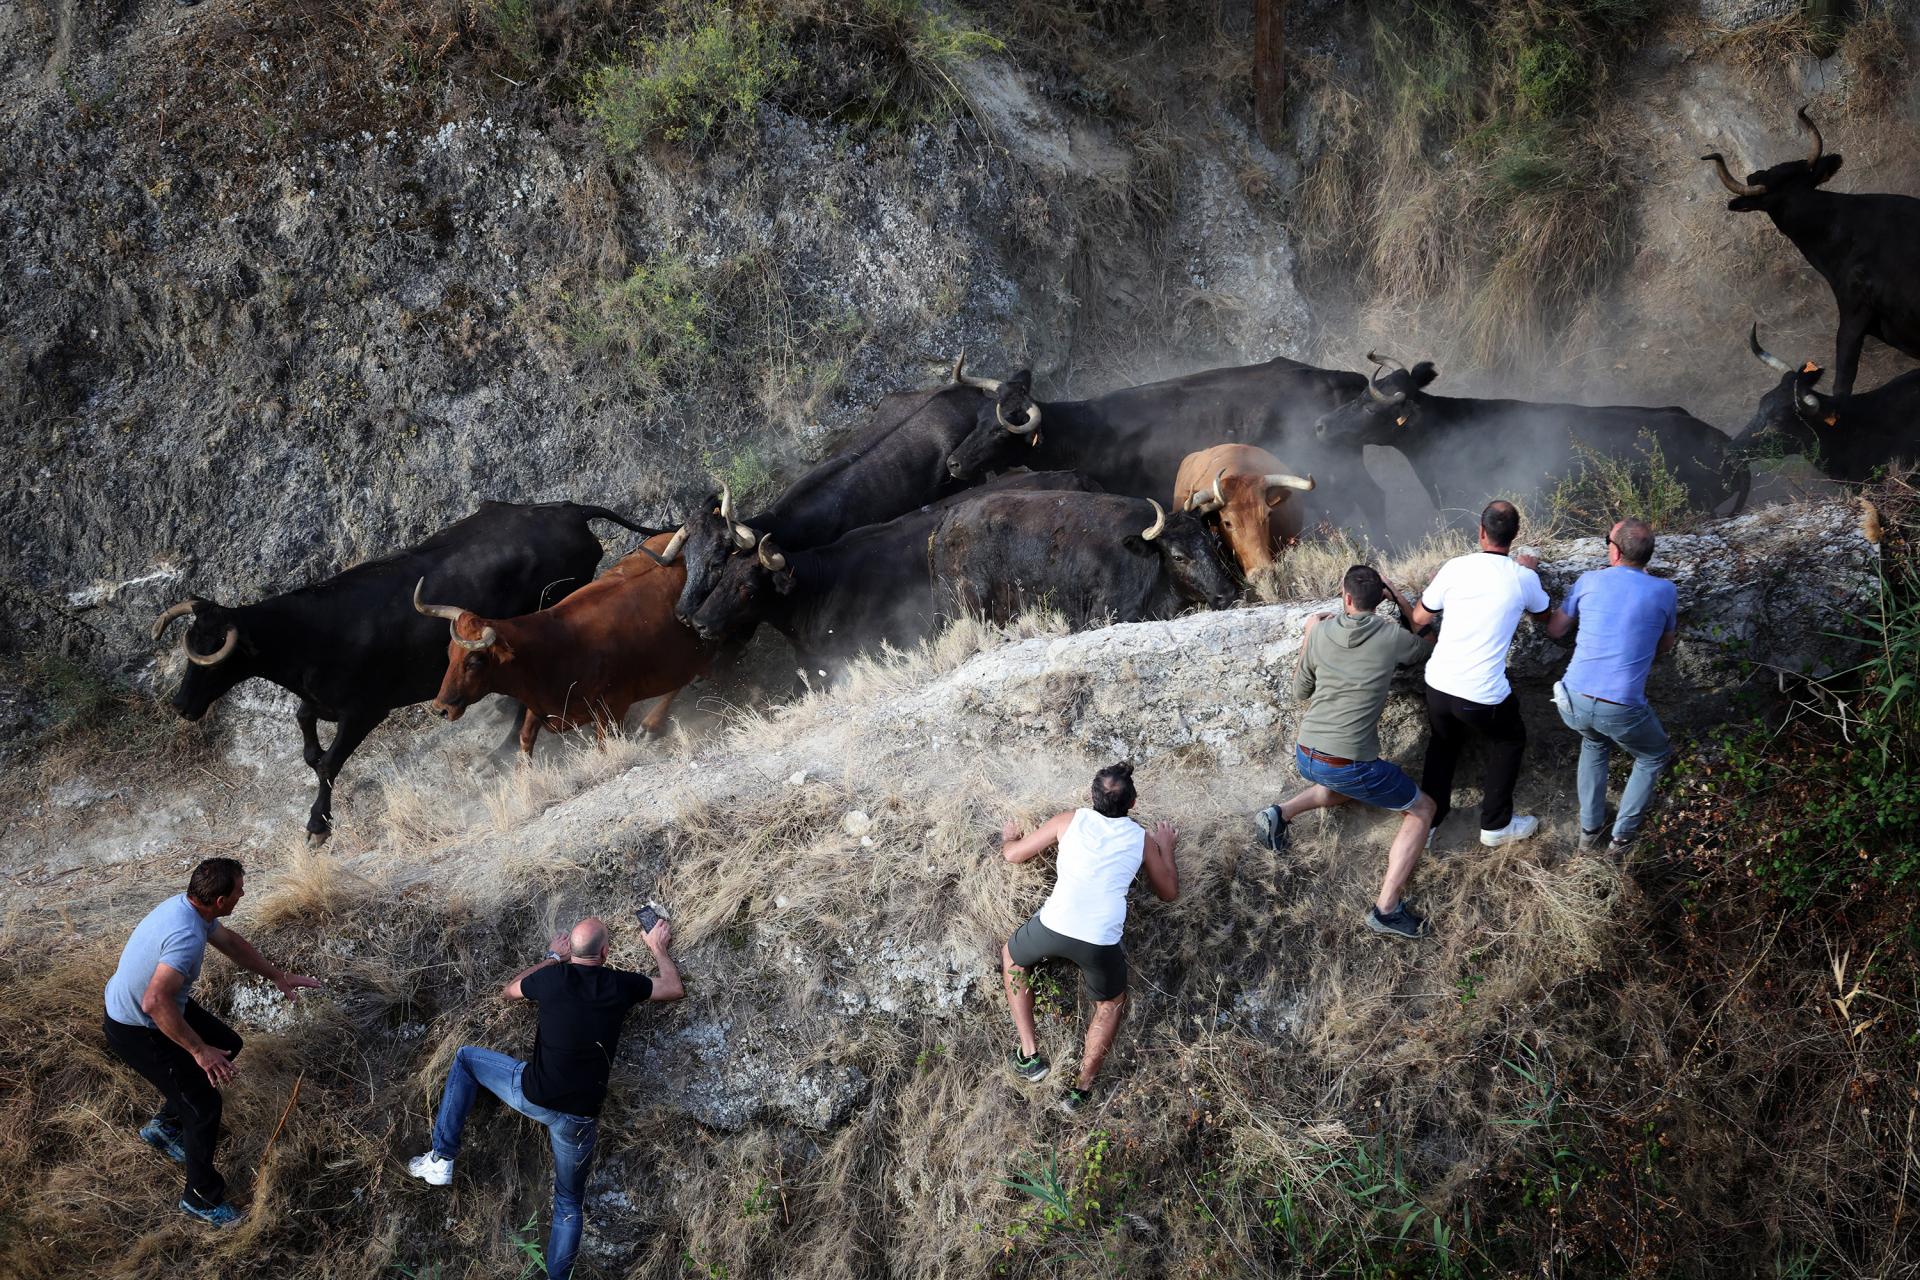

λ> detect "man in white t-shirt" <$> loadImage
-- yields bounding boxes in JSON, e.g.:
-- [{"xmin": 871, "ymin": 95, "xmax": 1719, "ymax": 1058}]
[
  {"xmin": 997, "ymin": 762, "xmax": 1180, "ymax": 1114},
  {"xmin": 1402, "ymin": 501, "xmax": 1550, "ymax": 847}
]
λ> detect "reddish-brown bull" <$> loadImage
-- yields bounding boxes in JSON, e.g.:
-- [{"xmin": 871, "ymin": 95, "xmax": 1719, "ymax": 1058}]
[
  {"xmin": 1172, "ymin": 445, "xmax": 1314, "ymax": 577},
  {"xmin": 413, "ymin": 533, "xmax": 712, "ymax": 753}
]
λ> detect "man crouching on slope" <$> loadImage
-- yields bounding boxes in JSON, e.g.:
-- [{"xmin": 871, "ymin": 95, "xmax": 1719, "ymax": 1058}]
[
  {"xmin": 408, "ymin": 914, "xmax": 683, "ymax": 1280},
  {"xmin": 1000, "ymin": 762, "xmax": 1179, "ymax": 1114},
  {"xmin": 1256, "ymin": 564, "xmax": 1439, "ymax": 939}
]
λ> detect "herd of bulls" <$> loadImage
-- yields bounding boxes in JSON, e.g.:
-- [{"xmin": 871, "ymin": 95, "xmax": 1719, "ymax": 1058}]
[{"xmin": 146, "ymin": 108, "xmax": 1919, "ymax": 844}]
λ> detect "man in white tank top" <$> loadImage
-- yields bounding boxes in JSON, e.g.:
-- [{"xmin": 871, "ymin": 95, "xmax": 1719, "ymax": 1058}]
[{"xmin": 998, "ymin": 762, "xmax": 1180, "ymax": 1113}]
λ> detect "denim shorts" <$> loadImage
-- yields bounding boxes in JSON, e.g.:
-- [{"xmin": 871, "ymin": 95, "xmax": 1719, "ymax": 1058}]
[{"xmin": 1295, "ymin": 744, "xmax": 1419, "ymax": 811}]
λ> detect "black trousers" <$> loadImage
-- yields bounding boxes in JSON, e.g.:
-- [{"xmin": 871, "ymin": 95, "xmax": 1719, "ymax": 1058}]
[
  {"xmin": 1421, "ymin": 686, "xmax": 1526, "ymax": 832},
  {"xmin": 103, "ymin": 1001, "xmax": 244, "ymax": 1208}
]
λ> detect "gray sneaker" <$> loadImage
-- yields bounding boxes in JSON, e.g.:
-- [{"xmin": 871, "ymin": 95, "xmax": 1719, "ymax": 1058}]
[
  {"xmin": 1008, "ymin": 1050, "xmax": 1050, "ymax": 1083},
  {"xmin": 1576, "ymin": 829, "xmax": 1607, "ymax": 852},
  {"xmin": 1059, "ymin": 1087, "xmax": 1092, "ymax": 1114},
  {"xmin": 1255, "ymin": 805, "xmax": 1290, "ymax": 852},
  {"xmin": 1365, "ymin": 902, "xmax": 1430, "ymax": 939}
]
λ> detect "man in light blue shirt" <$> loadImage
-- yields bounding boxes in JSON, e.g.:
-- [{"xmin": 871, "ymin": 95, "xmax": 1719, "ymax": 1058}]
[
  {"xmin": 1544, "ymin": 518, "xmax": 1679, "ymax": 852},
  {"xmin": 102, "ymin": 858, "xmax": 320, "ymax": 1225}
]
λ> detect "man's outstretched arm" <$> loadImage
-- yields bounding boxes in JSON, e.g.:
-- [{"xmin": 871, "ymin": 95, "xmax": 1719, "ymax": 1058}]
[
  {"xmin": 208, "ymin": 924, "xmax": 321, "ymax": 1000},
  {"xmin": 1142, "ymin": 821, "xmax": 1180, "ymax": 902},
  {"xmin": 643, "ymin": 920, "xmax": 684, "ymax": 1003},
  {"xmin": 1001, "ymin": 811, "xmax": 1074, "ymax": 864}
]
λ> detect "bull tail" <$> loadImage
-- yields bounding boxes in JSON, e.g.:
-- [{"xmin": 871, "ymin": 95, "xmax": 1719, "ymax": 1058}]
[{"xmin": 574, "ymin": 504, "xmax": 670, "ymax": 538}]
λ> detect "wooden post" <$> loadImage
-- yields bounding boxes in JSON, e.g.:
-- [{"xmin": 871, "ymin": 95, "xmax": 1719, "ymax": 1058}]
[{"xmin": 1254, "ymin": 0, "xmax": 1287, "ymax": 147}]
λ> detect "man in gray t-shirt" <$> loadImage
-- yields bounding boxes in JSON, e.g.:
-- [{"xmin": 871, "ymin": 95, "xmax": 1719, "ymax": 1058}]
[
  {"xmin": 1255, "ymin": 565, "xmax": 1439, "ymax": 939},
  {"xmin": 101, "ymin": 857, "xmax": 319, "ymax": 1226}
]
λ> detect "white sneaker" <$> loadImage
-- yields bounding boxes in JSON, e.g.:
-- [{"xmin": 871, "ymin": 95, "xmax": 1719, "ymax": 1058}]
[
  {"xmin": 1479, "ymin": 815, "xmax": 1540, "ymax": 847},
  {"xmin": 407, "ymin": 1152, "xmax": 453, "ymax": 1186}
]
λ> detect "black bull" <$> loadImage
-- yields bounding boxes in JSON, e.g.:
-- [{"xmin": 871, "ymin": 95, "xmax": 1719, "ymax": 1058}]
[
  {"xmin": 670, "ymin": 369, "xmax": 1034, "ymax": 624},
  {"xmin": 1739, "ymin": 325, "xmax": 1920, "ymax": 483},
  {"xmin": 940, "ymin": 355, "xmax": 1380, "ymax": 526},
  {"xmin": 683, "ymin": 472, "xmax": 1104, "ymax": 672},
  {"xmin": 1704, "ymin": 108, "xmax": 1920, "ymax": 398},
  {"xmin": 150, "ymin": 501, "xmax": 658, "ymax": 841},
  {"xmin": 1313, "ymin": 360, "xmax": 1751, "ymax": 519}
]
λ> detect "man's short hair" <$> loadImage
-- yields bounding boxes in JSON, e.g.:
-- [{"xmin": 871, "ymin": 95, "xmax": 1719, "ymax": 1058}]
[
  {"xmin": 1480, "ymin": 500, "xmax": 1520, "ymax": 549},
  {"xmin": 188, "ymin": 857, "xmax": 244, "ymax": 905},
  {"xmin": 1090, "ymin": 762, "xmax": 1136, "ymax": 819},
  {"xmin": 1613, "ymin": 518, "xmax": 1655, "ymax": 566},
  {"xmin": 1342, "ymin": 564, "xmax": 1388, "ymax": 611}
]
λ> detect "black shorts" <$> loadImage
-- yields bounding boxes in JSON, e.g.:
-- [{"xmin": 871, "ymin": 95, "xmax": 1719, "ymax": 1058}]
[{"xmin": 1008, "ymin": 915, "xmax": 1128, "ymax": 1002}]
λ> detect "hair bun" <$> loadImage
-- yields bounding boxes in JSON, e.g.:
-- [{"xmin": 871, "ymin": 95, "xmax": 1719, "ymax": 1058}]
[{"xmin": 1108, "ymin": 760, "xmax": 1133, "ymax": 778}]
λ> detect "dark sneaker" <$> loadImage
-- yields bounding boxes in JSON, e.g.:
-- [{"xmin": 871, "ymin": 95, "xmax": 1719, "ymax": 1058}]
[
  {"xmin": 1008, "ymin": 1050, "xmax": 1050, "ymax": 1084},
  {"xmin": 1365, "ymin": 903, "xmax": 1430, "ymax": 939},
  {"xmin": 179, "ymin": 1200, "xmax": 240, "ymax": 1226},
  {"xmin": 1059, "ymin": 1087, "xmax": 1092, "ymax": 1115},
  {"xmin": 140, "ymin": 1117, "xmax": 186, "ymax": 1164},
  {"xmin": 1576, "ymin": 829, "xmax": 1606, "ymax": 852},
  {"xmin": 1609, "ymin": 834, "xmax": 1638, "ymax": 855},
  {"xmin": 1255, "ymin": 805, "xmax": 1290, "ymax": 852}
]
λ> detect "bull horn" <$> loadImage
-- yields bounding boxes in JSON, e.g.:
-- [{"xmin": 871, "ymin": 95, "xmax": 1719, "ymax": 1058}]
[
  {"xmin": 1209, "ymin": 468, "xmax": 1228, "ymax": 509},
  {"xmin": 996, "ymin": 398, "xmax": 1043, "ymax": 434},
  {"xmin": 1364, "ymin": 367, "xmax": 1407, "ymax": 405},
  {"xmin": 1702, "ymin": 153, "xmax": 1765, "ymax": 197},
  {"xmin": 412, "ymin": 578, "xmax": 465, "ymax": 623},
  {"xmin": 1264, "ymin": 472, "xmax": 1316, "ymax": 492},
  {"xmin": 151, "ymin": 600, "xmax": 196, "ymax": 641},
  {"xmin": 1797, "ymin": 104, "xmax": 1823, "ymax": 166},
  {"xmin": 1140, "ymin": 499, "xmax": 1166, "ymax": 541},
  {"xmin": 951, "ymin": 352, "xmax": 1003, "ymax": 394},
  {"xmin": 640, "ymin": 524, "xmax": 691, "ymax": 567},
  {"xmin": 1365, "ymin": 350, "xmax": 1405, "ymax": 373},
  {"xmin": 183, "ymin": 625, "xmax": 238, "ymax": 667},
  {"xmin": 1184, "ymin": 490, "xmax": 1217, "ymax": 513},
  {"xmin": 717, "ymin": 483, "xmax": 735, "ymax": 522},
  {"xmin": 731, "ymin": 522, "xmax": 760, "ymax": 549},
  {"xmin": 1747, "ymin": 323, "xmax": 1794, "ymax": 373},
  {"xmin": 756, "ymin": 534, "xmax": 787, "ymax": 572},
  {"xmin": 413, "ymin": 579, "xmax": 496, "ymax": 650}
]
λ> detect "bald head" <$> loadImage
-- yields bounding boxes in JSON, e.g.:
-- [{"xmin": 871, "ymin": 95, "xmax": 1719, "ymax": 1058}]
[
  {"xmin": 569, "ymin": 917, "xmax": 608, "ymax": 961},
  {"xmin": 1480, "ymin": 500, "xmax": 1520, "ymax": 550}
]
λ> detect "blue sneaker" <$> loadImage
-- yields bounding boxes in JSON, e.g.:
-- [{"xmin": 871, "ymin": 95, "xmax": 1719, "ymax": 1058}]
[
  {"xmin": 179, "ymin": 1199, "xmax": 241, "ymax": 1226},
  {"xmin": 140, "ymin": 1118, "xmax": 186, "ymax": 1164},
  {"xmin": 1255, "ymin": 805, "xmax": 1290, "ymax": 852}
]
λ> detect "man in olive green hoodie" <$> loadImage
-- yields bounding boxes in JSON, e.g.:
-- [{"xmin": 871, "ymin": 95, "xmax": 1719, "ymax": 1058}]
[{"xmin": 1254, "ymin": 565, "xmax": 1438, "ymax": 939}]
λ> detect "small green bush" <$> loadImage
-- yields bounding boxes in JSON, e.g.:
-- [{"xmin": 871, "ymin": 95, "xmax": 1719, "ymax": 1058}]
[
  {"xmin": 581, "ymin": 13, "xmax": 797, "ymax": 151},
  {"xmin": 562, "ymin": 255, "xmax": 736, "ymax": 389}
]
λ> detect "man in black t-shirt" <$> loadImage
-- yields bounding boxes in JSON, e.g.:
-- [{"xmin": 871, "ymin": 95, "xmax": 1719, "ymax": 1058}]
[{"xmin": 407, "ymin": 915, "xmax": 683, "ymax": 1280}]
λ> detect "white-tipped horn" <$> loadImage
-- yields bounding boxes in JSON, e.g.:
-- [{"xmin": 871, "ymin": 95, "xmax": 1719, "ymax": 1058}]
[
  {"xmin": 414, "ymin": 579, "xmax": 493, "ymax": 650},
  {"xmin": 952, "ymin": 353, "xmax": 1004, "ymax": 393},
  {"xmin": 731, "ymin": 522, "xmax": 760, "ymax": 549},
  {"xmin": 183, "ymin": 626, "xmax": 238, "ymax": 667},
  {"xmin": 756, "ymin": 534, "xmax": 787, "ymax": 572},
  {"xmin": 717, "ymin": 483, "xmax": 735, "ymax": 521},
  {"xmin": 643, "ymin": 524, "xmax": 691, "ymax": 566},
  {"xmin": 1264, "ymin": 472, "xmax": 1315, "ymax": 491},
  {"xmin": 453, "ymin": 625, "xmax": 497, "ymax": 653},
  {"xmin": 151, "ymin": 600, "xmax": 196, "ymax": 642},
  {"xmin": 1797, "ymin": 104, "xmax": 1823, "ymax": 166},
  {"xmin": 1140, "ymin": 499, "xmax": 1166, "ymax": 541},
  {"xmin": 997, "ymin": 399, "xmax": 1043, "ymax": 435},
  {"xmin": 1211, "ymin": 468, "xmax": 1227, "ymax": 509}
]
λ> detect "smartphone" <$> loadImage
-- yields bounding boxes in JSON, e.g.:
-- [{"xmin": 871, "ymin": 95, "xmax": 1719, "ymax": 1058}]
[{"xmin": 635, "ymin": 905, "xmax": 659, "ymax": 933}]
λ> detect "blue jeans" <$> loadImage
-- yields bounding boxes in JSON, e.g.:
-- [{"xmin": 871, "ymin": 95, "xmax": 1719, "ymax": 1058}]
[
  {"xmin": 430, "ymin": 1046, "xmax": 597, "ymax": 1280},
  {"xmin": 1554, "ymin": 688, "xmax": 1672, "ymax": 841},
  {"xmin": 1294, "ymin": 745, "xmax": 1420, "ymax": 811}
]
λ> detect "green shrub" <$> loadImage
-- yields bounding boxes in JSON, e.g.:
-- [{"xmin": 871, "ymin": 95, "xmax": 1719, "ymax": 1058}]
[
  {"xmin": 562, "ymin": 255, "xmax": 737, "ymax": 389},
  {"xmin": 1551, "ymin": 437, "xmax": 1696, "ymax": 532},
  {"xmin": 581, "ymin": 13, "xmax": 797, "ymax": 151}
]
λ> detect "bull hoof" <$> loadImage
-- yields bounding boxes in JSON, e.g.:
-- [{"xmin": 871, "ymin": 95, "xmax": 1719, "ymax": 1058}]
[{"xmin": 305, "ymin": 827, "xmax": 331, "ymax": 848}]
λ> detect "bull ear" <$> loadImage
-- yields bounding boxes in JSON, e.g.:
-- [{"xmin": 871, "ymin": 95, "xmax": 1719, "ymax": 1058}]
[
  {"xmin": 772, "ymin": 568, "xmax": 797, "ymax": 595},
  {"xmin": 1008, "ymin": 368, "xmax": 1033, "ymax": 391},
  {"xmin": 1408, "ymin": 361, "xmax": 1439, "ymax": 389}
]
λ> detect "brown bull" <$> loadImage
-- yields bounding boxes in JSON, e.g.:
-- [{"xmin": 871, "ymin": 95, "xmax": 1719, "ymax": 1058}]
[
  {"xmin": 1172, "ymin": 445, "xmax": 1314, "ymax": 576},
  {"xmin": 413, "ymin": 533, "xmax": 712, "ymax": 753}
]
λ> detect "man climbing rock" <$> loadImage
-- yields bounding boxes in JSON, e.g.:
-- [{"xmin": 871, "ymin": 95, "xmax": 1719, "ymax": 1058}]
[
  {"xmin": 998, "ymin": 762, "xmax": 1179, "ymax": 1113},
  {"xmin": 407, "ymin": 913, "xmax": 683, "ymax": 1280},
  {"xmin": 102, "ymin": 857, "xmax": 321, "ymax": 1225},
  {"xmin": 1544, "ymin": 517, "xmax": 1678, "ymax": 852},
  {"xmin": 1402, "ymin": 500, "xmax": 1551, "ymax": 849},
  {"xmin": 1257, "ymin": 564, "xmax": 1439, "ymax": 938}
]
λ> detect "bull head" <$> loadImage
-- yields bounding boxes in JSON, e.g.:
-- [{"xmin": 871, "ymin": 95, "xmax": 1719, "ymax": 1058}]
[
  {"xmin": 152, "ymin": 600, "xmax": 239, "ymax": 666},
  {"xmin": 1703, "ymin": 105, "xmax": 1835, "ymax": 201},
  {"xmin": 953, "ymin": 353, "xmax": 1043, "ymax": 437},
  {"xmin": 412, "ymin": 579, "xmax": 497, "ymax": 651}
]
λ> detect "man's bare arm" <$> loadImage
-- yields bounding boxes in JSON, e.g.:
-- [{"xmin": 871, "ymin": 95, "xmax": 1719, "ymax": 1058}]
[
  {"xmin": 208, "ymin": 924, "xmax": 321, "ymax": 999},
  {"xmin": 503, "ymin": 930, "xmax": 569, "ymax": 1001},
  {"xmin": 1001, "ymin": 811, "xmax": 1074, "ymax": 864},
  {"xmin": 1657, "ymin": 628, "xmax": 1677, "ymax": 657},
  {"xmin": 642, "ymin": 920, "xmax": 684, "ymax": 1003},
  {"xmin": 1142, "ymin": 822, "xmax": 1179, "ymax": 902},
  {"xmin": 141, "ymin": 963, "xmax": 234, "ymax": 1087},
  {"xmin": 1544, "ymin": 607, "xmax": 1575, "ymax": 640}
]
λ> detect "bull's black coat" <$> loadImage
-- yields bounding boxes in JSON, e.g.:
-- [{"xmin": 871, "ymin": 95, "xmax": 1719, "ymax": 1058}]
[
  {"xmin": 154, "ymin": 501, "xmax": 654, "ymax": 838},
  {"xmin": 1737, "ymin": 350, "xmax": 1920, "ymax": 482}
]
